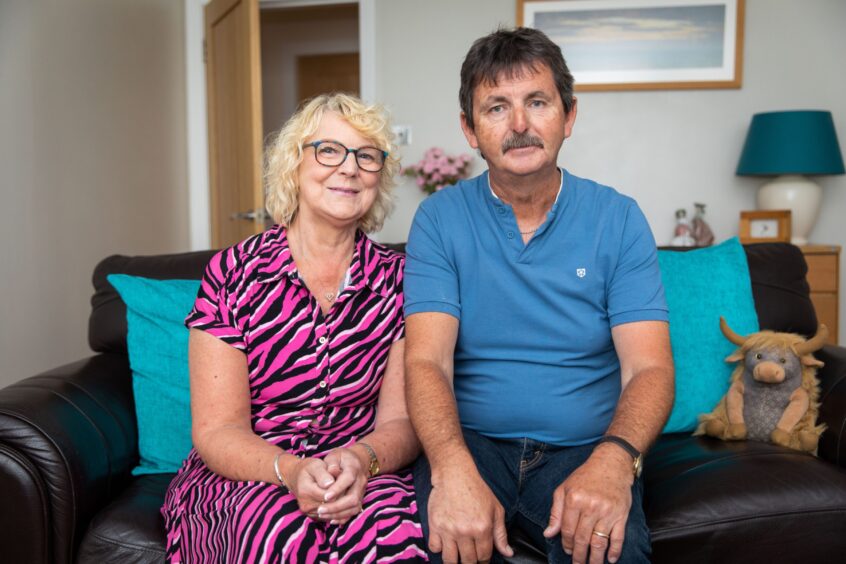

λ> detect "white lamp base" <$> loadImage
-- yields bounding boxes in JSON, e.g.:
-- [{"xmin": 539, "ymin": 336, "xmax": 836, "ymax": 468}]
[{"xmin": 757, "ymin": 174, "xmax": 821, "ymax": 246}]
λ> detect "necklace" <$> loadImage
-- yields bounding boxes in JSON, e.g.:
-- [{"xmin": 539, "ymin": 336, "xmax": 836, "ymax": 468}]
[
  {"xmin": 290, "ymin": 226, "xmax": 352, "ymax": 305},
  {"xmin": 519, "ymin": 227, "xmax": 540, "ymax": 235}
]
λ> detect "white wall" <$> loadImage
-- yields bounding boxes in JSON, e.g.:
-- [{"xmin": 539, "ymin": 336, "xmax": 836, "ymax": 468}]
[
  {"xmin": 374, "ymin": 0, "xmax": 846, "ymax": 341},
  {"xmin": 0, "ymin": 0, "xmax": 189, "ymax": 388}
]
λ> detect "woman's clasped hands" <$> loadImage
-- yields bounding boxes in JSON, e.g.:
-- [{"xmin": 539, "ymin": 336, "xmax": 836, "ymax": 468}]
[{"xmin": 285, "ymin": 447, "xmax": 370, "ymax": 525}]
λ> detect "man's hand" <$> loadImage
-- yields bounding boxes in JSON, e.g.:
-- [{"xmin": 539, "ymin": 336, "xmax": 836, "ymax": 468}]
[
  {"xmin": 543, "ymin": 446, "xmax": 633, "ymax": 564},
  {"xmin": 427, "ymin": 467, "xmax": 513, "ymax": 563}
]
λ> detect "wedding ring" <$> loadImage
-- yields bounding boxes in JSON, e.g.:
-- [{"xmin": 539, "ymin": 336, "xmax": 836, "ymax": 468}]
[{"xmin": 592, "ymin": 530, "xmax": 610, "ymax": 539}]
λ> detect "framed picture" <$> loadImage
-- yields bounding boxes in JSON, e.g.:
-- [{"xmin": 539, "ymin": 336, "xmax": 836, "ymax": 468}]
[
  {"xmin": 738, "ymin": 210, "xmax": 791, "ymax": 244},
  {"xmin": 517, "ymin": 0, "xmax": 744, "ymax": 91}
]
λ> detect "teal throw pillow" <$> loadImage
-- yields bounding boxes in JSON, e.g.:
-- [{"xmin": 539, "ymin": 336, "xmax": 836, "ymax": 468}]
[
  {"xmin": 658, "ymin": 237, "xmax": 759, "ymax": 433},
  {"xmin": 107, "ymin": 274, "xmax": 200, "ymax": 475}
]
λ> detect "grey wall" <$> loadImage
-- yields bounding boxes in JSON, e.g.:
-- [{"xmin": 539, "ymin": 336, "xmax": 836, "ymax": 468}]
[
  {"xmin": 260, "ymin": 8, "xmax": 359, "ymax": 140},
  {"xmin": 374, "ymin": 0, "xmax": 846, "ymax": 341},
  {"xmin": 0, "ymin": 0, "xmax": 189, "ymax": 388}
]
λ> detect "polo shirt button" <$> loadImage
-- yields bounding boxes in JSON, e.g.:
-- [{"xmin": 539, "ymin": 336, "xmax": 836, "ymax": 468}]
[
  {"xmin": 507, "ymin": 231, "xmax": 514, "ymax": 239},
  {"xmin": 318, "ymin": 380, "xmax": 327, "ymax": 388},
  {"xmin": 318, "ymin": 336, "xmax": 327, "ymax": 344},
  {"xmin": 497, "ymin": 208, "xmax": 505, "ymax": 214}
]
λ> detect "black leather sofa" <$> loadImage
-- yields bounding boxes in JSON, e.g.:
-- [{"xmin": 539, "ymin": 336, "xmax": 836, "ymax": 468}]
[{"xmin": 1, "ymin": 243, "xmax": 845, "ymax": 563}]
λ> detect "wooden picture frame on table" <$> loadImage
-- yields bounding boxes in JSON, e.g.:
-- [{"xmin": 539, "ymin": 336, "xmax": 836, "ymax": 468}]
[
  {"xmin": 738, "ymin": 210, "xmax": 792, "ymax": 244},
  {"xmin": 516, "ymin": 0, "xmax": 745, "ymax": 92}
]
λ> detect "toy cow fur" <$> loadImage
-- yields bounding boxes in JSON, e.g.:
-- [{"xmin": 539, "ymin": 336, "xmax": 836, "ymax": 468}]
[{"xmin": 695, "ymin": 317, "xmax": 827, "ymax": 453}]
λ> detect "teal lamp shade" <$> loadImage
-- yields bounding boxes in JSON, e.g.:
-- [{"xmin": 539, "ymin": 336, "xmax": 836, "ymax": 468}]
[
  {"xmin": 736, "ymin": 110, "xmax": 844, "ymax": 245},
  {"xmin": 736, "ymin": 110, "xmax": 845, "ymax": 175}
]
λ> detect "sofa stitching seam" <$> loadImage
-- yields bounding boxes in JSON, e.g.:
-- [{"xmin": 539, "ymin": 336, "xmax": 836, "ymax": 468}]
[
  {"xmin": 85, "ymin": 531, "xmax": 166, "ymax": 555},
  {"xmin": 651, "ymin": 507, "xmax": 846, "ymax": 536}
]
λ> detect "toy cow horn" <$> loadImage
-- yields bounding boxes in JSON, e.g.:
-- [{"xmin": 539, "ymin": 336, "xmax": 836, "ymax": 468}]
[
  {"xmin": 719, "ymin": 317, "xmax": 747, "ymax": 346},
  {"xmin": 794, "ymin": 324, "xmax": 829, "ymax": 356}
]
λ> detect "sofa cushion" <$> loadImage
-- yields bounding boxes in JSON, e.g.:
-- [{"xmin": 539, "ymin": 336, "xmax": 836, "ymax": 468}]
[
  {"xmin": 77, "ymin": 473, "xmax": 171, "ymax": 563},
  {"xmin": 644, "ymin": 434, "xmax": 846, "ymax": 563},
  {"xmin": 107, "ymin": 275, "xmax": 198, "ymax": 475},
  {"xmin": 657, "ymin": 238, "xmax": 760, "ymax": 433}
]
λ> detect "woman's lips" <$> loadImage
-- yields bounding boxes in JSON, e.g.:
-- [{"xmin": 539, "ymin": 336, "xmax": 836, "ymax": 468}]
[{"xmin": 328, "ymin": 187, "xmax": 360, "ymax": 195}]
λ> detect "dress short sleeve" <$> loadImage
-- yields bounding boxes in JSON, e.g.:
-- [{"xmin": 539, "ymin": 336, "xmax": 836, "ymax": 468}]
[{"xmin": 185, "ymin": 248, "xmax": 247, "ymax": 350}]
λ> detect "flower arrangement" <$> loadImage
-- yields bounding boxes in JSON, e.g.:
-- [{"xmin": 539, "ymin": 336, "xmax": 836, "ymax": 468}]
[{"xmin": 402, "ymin": 147, "xmax": 473, "ymax": 195}]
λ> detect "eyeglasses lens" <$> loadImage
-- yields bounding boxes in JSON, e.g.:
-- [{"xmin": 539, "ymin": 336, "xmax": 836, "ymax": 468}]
[{"xmin": 313, "ymin": 141, "xmax": 385, "ymax": 172}]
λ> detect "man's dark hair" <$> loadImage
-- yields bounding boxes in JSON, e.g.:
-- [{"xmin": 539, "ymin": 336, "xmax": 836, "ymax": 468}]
[{"xmin": 459, "ymin": 27, "xmax": 575, "ymax": 131}]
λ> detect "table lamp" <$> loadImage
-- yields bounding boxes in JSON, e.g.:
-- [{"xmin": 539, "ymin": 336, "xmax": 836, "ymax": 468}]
[{"xmin": 736, "ymin": 110, "xmax": 844, "ymax": 245}]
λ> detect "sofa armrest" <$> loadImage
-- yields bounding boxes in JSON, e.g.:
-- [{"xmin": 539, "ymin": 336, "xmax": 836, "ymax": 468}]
[
  {"xmin": 0, "ymin": 354, "xmax": 137, "ymax": 564},
  {"xmin": 817, "ymin": 344, "xmax": 846, "ymax": 468}
]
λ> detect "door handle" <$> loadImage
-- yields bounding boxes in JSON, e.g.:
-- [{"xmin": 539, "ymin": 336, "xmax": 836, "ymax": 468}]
[{"xmin": 230, "ymin": 209, "xmax": 269, "ymax": 221}]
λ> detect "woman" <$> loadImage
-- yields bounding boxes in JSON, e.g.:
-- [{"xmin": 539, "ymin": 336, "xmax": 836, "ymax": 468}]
[{"xmin": 162, "ymin": 93, "xmax": 427, "ymax": 563}]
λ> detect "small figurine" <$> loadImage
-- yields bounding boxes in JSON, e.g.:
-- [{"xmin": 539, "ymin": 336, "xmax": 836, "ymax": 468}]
[
  {"xmin": 691, "ymin": 202, "xmax": 715, "ymax": 247},
  {"xmin": 671, "ymin": 208, "xmax": 696, "ymax": 247}
]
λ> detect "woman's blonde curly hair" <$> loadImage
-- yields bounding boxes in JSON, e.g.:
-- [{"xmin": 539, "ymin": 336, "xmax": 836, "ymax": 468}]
[{"xmin": 264, "ymin": 93, "xmax": 399, "ymax": 233}]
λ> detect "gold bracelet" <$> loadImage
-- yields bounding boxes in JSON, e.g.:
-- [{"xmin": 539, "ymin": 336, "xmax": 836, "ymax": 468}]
[{"xmin": 273, "ymin": 452, "xmax": 287, "ymax": 489}]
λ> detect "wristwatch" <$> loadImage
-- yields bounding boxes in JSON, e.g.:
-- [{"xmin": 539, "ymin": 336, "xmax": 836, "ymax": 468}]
[
  {"xmin": 357, "ymin": 442, "xmax": 380, "ymax": 477},
  {"xmin": 597, "ymin": 435, "xmax": 643, "ymax": 478}
]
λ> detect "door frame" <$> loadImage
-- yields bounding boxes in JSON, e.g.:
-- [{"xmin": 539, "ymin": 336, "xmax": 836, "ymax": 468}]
[{"xmin": 185, "ymin": 0, "xmax": 376, "ymax": 250}]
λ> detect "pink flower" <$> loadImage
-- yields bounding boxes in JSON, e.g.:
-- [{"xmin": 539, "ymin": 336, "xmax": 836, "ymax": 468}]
[{"xmin": 406, "ymin": 147, "xmax": 473, "ymax": 195}]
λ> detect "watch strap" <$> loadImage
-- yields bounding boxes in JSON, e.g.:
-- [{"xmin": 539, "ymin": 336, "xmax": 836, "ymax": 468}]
[
  {"xmin": 357, "ymin": 441, "xmax": 379, "ymax": 477},
  {"xmin": 596, "ymin": 435, "xmax": 641, "ymax": 460}
]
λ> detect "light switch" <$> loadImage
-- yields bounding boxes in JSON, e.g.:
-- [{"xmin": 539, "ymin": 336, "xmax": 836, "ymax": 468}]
[{"xmin": 392, "ymin": 125, "xmax": 412, "ymax": 146}]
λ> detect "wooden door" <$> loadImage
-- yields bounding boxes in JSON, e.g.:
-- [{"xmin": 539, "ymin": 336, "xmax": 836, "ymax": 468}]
[
  {"xmin": 297, "ymin": 52, "xmax": 360, "ymax": 103},
  {"xmin": 205, "ymin": 0, "xmax": 265, "ymax": 248}
]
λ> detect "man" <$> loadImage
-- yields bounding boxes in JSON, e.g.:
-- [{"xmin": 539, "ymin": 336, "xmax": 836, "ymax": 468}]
[{"xmin": 404, "ymin": 27, "xmax": 674, "ymax": 564}]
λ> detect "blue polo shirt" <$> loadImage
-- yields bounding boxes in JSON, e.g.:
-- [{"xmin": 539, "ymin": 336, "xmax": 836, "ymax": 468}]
[{"xmin": 404, "ymin": 169, "xmax": 668, "ymax": 446}]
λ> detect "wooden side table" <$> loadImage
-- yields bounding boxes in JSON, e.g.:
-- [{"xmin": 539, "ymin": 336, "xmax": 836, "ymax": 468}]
[{"xmin": 800, "ymin": 244, "xmax": 841, "ymax": 345}]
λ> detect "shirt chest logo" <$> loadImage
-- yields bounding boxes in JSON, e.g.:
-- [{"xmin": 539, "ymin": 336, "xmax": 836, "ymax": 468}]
[{"xmin": 576, "ymin": 268, "xmax": 587, "ymax": 278}]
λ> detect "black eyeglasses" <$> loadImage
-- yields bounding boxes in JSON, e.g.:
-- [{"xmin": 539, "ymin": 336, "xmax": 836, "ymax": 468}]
[{"xmin": 303, "ymin": 140, "xmax": 388, "ymax": 173}]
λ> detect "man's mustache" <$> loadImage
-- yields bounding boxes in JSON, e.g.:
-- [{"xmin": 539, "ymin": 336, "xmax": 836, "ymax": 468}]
[{"xmin": 502, "ymin": 132, "xmax": 544, "ymax": 154}]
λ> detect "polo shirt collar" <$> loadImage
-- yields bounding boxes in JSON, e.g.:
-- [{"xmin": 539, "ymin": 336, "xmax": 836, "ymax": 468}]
[{"xmin": 487, "ymin": 167, "xmax": 565, "ymax": 206}]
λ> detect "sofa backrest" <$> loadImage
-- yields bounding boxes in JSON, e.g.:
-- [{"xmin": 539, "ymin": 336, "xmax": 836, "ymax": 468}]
[
  {"xmin": 741, "ymin": 242, "xmax": 817, "ymax": 336},
  {"xmin": 87, "ymin": 242, "xmax": 819, "ymax": 355},
  {"xmin": 89, "ymin": 250, "xmax": 217, "ymax": 353}
]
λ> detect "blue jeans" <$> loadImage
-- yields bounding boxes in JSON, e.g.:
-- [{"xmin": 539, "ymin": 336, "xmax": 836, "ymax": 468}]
[{"xmin": 413, "ymin": 428, "xmax": 651, "ymax": 563}]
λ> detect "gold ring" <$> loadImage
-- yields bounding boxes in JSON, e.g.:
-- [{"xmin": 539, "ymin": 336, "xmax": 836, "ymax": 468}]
[{"xmin": 592, "ymin": 530, "xmax": 610, "ymax": 539}]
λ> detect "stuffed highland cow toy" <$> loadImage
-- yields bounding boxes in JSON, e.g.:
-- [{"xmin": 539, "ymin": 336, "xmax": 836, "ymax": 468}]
[{"xmin": 695, "ymin": 317, "xmax": 827, "ymax": 453}]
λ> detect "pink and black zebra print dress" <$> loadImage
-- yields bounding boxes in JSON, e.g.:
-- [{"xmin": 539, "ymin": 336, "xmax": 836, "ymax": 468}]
[{"xmin": 161, "ymin": 225, "xmax": 427, "ymax": 563}]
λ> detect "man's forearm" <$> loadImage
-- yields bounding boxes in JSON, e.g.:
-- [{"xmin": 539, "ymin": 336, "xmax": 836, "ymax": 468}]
[
  {"xmin": 605, "ymin": 366, "xmax": 674, "ymax": 453},
  {"xmin": 406, "ymin": 359, "xmax": 475, "ymax": 479}
]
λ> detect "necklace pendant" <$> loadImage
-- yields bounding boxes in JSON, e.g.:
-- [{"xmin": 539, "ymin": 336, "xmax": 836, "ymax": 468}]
[{"xmin": 324, "ymin": 292, "xmax": 336, "ymax": 302}]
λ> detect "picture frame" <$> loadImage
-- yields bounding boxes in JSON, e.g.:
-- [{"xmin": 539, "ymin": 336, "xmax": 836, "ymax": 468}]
[
  {"xmin": 738, "ymin": 210, "xmax": 791, "ymax": 244},
  {"xmin": 517, "ymin": 0, "xmax": 744, "ymax": 91}
]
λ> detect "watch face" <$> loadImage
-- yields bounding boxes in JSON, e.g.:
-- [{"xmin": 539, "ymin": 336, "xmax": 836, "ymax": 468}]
[{"xmin": 750, "ymin": 218, "xmax": 779, "ymax": 238}]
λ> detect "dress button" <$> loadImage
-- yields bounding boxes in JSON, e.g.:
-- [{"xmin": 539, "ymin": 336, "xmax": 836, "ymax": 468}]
[
  {"xmin": 318, "ymin": 336, "xmax": 327, "ymax": 344},
  {"xmin": 319, "ymin": 380, "xmax": 327, "ymax": 388},
  {"xmin": 507, "ymin": 231, "xmax": 514, "ymax": 239}
]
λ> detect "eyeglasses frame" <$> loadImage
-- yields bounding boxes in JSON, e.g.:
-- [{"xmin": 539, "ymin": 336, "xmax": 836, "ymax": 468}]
[{"xmin": 302, "ymin": 140, "xmax": 389, "ymax": 172}]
